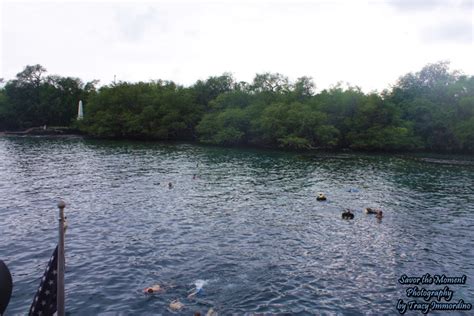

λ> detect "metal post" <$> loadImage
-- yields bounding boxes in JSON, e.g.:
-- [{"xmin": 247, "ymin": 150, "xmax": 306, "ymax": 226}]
[{"xmin": 57, "ymin": 201, "xmax": 66, "ymax": 316}]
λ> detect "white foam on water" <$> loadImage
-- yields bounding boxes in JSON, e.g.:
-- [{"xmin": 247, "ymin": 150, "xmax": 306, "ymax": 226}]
[{"xmin": 194, "ymin": 279, "xmax": 208, "ymax": 290}]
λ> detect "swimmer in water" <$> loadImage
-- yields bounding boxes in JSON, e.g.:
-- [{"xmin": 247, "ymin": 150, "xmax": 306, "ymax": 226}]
[
  {"xmin": 143, "ymin": 284, "xmax": 162, "ymax": 294},
  {"xmin": 376, "ymin": 210, "xmax": 383, "ymax": 219},
  {"xmin": 342, "ymin": 209, "xmax": 354, "ymax": 219},
  {"xmin": 168, "ymin": 182, "xmax": 173, "ymax": 189},
  {"xmin": 169, "ymin": 299, "xmax": 184, "ymax": 311},
  {"xmin": 187, "ymin": 287, "xmax": 203, "ymax": 299},
  {"xmin": 188, "ymin": 279, "xmax": 206, "ymax": 299},
  {"xmin": 364, "ymin": 207, "xmax": 377, "ymax": 214},
  {"xmin": 316, "ymin": 193, "xmax": 327, "ymax": 201}
]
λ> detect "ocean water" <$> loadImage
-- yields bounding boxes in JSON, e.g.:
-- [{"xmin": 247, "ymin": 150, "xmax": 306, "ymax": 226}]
[{"xmin": 0, "ymin": 137, "xmax": 473, "ymax": 315}]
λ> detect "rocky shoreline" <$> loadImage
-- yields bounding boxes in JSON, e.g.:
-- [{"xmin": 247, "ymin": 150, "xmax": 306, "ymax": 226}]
[{"xmin": 1, "ymin": 126, "xmax": 81, "ymax": 136}]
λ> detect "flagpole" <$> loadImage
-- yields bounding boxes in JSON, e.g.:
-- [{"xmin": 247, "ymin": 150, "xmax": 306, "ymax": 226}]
[{"xmin": 57, "ymin": 201, "xmax": 66, "ymax": 316}]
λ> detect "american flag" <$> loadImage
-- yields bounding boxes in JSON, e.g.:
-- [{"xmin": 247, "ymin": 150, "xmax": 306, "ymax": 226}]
[{"xmin": 29, "ymin": 246, "xmax": 59, "ymax": 316}]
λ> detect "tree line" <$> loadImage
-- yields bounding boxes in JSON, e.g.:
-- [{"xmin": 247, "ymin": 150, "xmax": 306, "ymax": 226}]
[{"xmin": 0, "ymin": 62, "xmax": 473, "ymax": 152}]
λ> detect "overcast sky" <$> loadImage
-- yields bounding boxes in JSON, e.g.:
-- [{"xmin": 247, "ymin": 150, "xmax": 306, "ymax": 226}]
[{"xmin": 1, "ymin": 0, "xmax": 473, "ymax": 92}]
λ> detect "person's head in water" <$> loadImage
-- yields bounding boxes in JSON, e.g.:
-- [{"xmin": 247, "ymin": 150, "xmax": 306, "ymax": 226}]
[
  {"xmin": 193, "ymin": 174, "xmax": 196, "ymax": 180},
  {"xmin": 168, "ymin": 182, "xmax": 173, "ymax": 189},
  {"xmin": 144, "ymin": 284, "xmax": 162, "ymax": 294}
]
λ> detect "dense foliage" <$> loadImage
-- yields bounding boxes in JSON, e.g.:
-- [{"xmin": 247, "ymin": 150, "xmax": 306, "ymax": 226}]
[
  {"xmin": 0, "ymin": 65, "xmax": 97, "ymax": 130},
  {"xmin": 1, "ymin": 62, "xmax": 473, "ymax": 152}
]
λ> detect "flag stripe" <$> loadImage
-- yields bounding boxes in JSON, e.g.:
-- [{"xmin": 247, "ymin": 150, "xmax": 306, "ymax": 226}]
[{"xmin": 29, "ymin": 246, "xmax": 58, "ymax": 316}]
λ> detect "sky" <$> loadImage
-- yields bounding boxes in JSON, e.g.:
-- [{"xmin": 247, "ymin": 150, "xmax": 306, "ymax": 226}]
[{"xmin": 0, "ymin": 0, "xmax": 473, "ymax": 92}]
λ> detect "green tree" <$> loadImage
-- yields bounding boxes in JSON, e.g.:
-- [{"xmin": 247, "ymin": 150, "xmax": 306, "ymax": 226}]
[
  {"xmin": 192, "ymin": 73, "xmax": 235, "ymax": 108},
  {"xmin": 345, "ymin": 94, "xmax": 417, "ymax": 150},
  {"xmin": 290, "ymin": 76, "xmax": 315, "ymax": 102},
  {"xmin": 197, "ymin": 108, "xmax": 249, "ymax": 145},
  {"xmin": 251, "ymin": 73, "xmax": 290, "ymax": 93}
]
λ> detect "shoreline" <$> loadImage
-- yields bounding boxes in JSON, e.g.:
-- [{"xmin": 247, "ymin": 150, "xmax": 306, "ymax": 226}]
[
  {"xmin": 1, "ymin": 126, "xmax": 82, "ymax": 137},
  {"xmin": 2, "ymin": 132, "xmax": 474, "ymax": 159}
]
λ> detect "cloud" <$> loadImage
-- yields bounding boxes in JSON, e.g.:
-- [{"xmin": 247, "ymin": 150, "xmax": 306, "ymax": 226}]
[
  {"xmin": 386, "ymin": 0, "xmax": 444, "ymax": 11},
  {"xmin": 2, "ymin": 0, "xmax": 473, "ymax": 92},
  {"xmin": 115, "ymin": 6, "xmax": 162, "ymax": 42},
  {"xmin": 385, "ymin": 0, "xmax": 471, "ymax": 11},
  {"xmin": 384, "ymin": 0, "xmax": 473, "ymax": 44},
  {"xmin": 460, "ymin": 0, "xmax": 474, "ymax": 9},
  {"xmin": 422, "ymin": 19, "xmax": 473, "ymax": 44}
]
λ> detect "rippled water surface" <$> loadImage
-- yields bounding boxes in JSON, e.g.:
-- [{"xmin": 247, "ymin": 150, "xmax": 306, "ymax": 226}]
[{"xmin": 1, "ymin": 137, "xmax": 473, "ymax": 315}]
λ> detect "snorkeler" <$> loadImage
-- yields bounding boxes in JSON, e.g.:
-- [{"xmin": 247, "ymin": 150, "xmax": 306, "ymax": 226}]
[
  {"xmin": 169, "ymin": 299, "xmax": 184, "ymax": 311},
  {"xmin": 143, "ymin": 284, "xmax": 163, "ymax": 294},
  {"xmin": 342, "ymin": 209, "xmax": 354, "ymax": 219},
  {"xmin": 316, "ymin": 193, "xmax": 327, "ymax": 201},
  {"xmin": 364, "ymin": 207, "xmax": 377, "ymax": 214},
  {"xmin": 187, "ymin": 279, "xmax": 206, "ymax": 299}
]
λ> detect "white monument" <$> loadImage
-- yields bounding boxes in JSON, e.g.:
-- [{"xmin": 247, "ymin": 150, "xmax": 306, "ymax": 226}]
[{"xmin": 77, "ymin": 100, "xmax": 84, "ymax": 120}]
